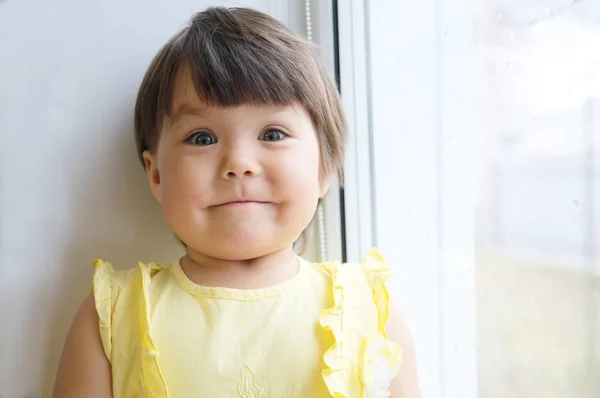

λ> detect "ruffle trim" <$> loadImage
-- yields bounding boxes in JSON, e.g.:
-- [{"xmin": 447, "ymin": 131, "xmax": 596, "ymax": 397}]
[
  {"xmin": 138, "ymin": 261, "xmax": 170, "ymax": 397},
  {"xmin": 363, "ymin": 248, "xmax": 393, "ymax": 337},
  {"xmin": 92, "ymin": 259, "xmax": 114, "ymax": 363},
  {"xmin": 317, "ymin": 260, "xmax": 347, "ymax": 397},
  {"xmin": 92, "ymin": 260, "xmax": 170, "ymax": 396},
  {"xmin": 361, "ymin": 248, "xmax": 402, "ymax": 398},
  {"xmin": 360, "ymin": 335, "xmax": 402, "ymax": 398}
]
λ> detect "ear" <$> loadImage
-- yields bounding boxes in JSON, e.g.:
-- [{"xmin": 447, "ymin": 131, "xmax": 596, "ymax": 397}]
[
  {"xmin": 318, "ymin": 173, "xmax": 334, "ymax": 199},
  {"xmin": 142, "ymin": 150, "xmax": 163, "ymax": 204}
]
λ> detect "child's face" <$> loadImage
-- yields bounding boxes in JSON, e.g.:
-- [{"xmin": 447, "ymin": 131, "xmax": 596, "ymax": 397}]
[{"xmin": 143, "ymin": 66, "xmax": 330, "ymax": 260}]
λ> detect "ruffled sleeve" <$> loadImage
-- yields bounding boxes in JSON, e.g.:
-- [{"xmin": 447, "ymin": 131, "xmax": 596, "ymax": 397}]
[
  {"xmin": 91, "ymin": 259, "xmax": 170, "ymax": 396},
  {"xmin": 316, "ymin": 249, "xmax": 403, "ymax": 398},
  {"xmin": 92, "ymin": 259, "xmax": 114, "ymax": 362},
  {"xmin": 360, "ymin": 248, "xmax": 402, "ymax": 398},
  {"xmin": 363, "ymin": 248, "xmax": 393, "ymax": 338},
  {"xmin": 317, "ymin": 261, "xmax": 348, "ymax": 397}
]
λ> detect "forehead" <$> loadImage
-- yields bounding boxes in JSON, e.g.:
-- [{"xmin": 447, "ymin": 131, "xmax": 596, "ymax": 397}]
[
  {"xmin": 170, "ymin": 63, "xmax": 202, "ymax": 113},
  {"xmin": 169, "ymin": 63, "xmax": 311, "ymax": 123}
]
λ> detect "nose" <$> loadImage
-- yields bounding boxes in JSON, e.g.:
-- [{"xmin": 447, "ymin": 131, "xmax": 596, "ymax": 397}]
[{"xmin": 220, "ymin": 147, "xmax": 262, "ymax": 180}]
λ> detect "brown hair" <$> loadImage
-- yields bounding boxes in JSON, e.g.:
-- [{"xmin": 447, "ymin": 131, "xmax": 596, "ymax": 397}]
[
  {"xmin": 133, "ymin": 7, "xmax": 347, "ymax": 253},
  {"xmin": 134, "ymin": 6, "xmax": 347, "ymax": 182}
]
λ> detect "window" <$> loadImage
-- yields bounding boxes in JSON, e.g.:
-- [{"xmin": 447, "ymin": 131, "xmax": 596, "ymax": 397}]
[
  {"xmin": 474, "ymin": 1, "xmax": 600, "ymax": 396},
  {"xmin": 325, "ymin": 0, "xmax": 600, "ymax": 396}
]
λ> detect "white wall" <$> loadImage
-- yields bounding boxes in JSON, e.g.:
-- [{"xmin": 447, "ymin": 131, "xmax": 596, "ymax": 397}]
[{"xmin": 0, "ymin": 1, "xmax": 315, "ymax": 396}]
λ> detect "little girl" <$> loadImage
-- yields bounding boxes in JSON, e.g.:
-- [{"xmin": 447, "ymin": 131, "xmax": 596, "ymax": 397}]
[{"xmin": 53, "ymin": 7, "xmax": 419, "ymax": 398}]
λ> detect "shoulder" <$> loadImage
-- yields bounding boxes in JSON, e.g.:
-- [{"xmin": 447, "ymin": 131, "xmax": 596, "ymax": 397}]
[
  {"xmin": 303, "ymin": 248, "xmax": 394, "ymax": 316},
  {"xmin": 340, "ymin": 248, "xmax": 395, "ymax": 312},
  {"xmin": 90, "ymin": 259, "xmax": 175, "ymax": 351},
  {"xmin": 92, "ymin": 258, "xmax": 165, "ymax": 283},
  {"xmin": 306, "ymin": 249, "xmax": 406, "ymax": 396},
  {"xmin": 91, "ymin": 257, "xmax": 176, "ymax": 310},
  {"xmin": 350, "ymin": 249, "xmax": 421, "ymax": 398},
  {"xmin": 92, "ymin": 258, "xmax": 174, "ymax": 295},
  {"xmin": 305, "ymin": 249, "xmax": 386, "ymax": 289}
]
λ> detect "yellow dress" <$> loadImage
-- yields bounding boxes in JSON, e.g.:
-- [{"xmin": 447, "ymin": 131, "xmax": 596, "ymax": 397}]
[{"xmin": 92, "ymin": 248, "xmax": 401, "ymax": 397}]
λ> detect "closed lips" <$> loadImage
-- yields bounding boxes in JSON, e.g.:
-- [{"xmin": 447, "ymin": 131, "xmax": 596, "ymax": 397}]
[{"xmin": 214, "ymin": 201, "xmax": 270, "ymax": 206}]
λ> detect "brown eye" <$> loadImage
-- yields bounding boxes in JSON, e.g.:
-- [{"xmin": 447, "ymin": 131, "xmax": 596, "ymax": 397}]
[
  {"xmin": 259, "ymin": 129, "xmax": 287, "ymax": 142},
  {"xmin": 187, "ymin": 132, "xmax": 217, "ymax": 146}
]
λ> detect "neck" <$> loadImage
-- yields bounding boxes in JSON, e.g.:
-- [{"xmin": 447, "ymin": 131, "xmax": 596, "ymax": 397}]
[{"xmin": 181, "ymin": 246, "xmax": 299, "ymax": 289}]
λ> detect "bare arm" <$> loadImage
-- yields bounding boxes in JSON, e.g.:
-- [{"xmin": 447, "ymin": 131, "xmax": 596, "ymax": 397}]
[
  {"xmin": 53, "ymin": 294, "xmax": 112, "ymax": 398},
  {"xmin": 387, "ymin": 298, "xmax": 421, "ymax": 398}
]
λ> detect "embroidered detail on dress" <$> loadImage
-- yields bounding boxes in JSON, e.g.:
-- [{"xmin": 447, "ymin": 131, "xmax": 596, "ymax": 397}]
[{"xmin": 237, "ymin": 365, "xmax": 262, "ymax": 398}]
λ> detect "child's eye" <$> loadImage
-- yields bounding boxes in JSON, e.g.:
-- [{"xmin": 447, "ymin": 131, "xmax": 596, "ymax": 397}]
[
  {"xmin": 259, "ymin": 129, "xmax": 287, "ymax": 142},
  {"xmin": 187, "ymin": 131, "xmax": 217, "ymax": 146}
]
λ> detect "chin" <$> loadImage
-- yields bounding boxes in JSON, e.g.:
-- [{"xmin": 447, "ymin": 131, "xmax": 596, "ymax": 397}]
[
  {"xmin": 211, "ymin": 242, "xmax": 285, "ymax": 261},
  {"xmin": 177, "ymin": 221, "xmax": 298, "ymax": 260},
  {"xmin": 224, "ymin": 228, "xmax": 295, "ymax": 259}
]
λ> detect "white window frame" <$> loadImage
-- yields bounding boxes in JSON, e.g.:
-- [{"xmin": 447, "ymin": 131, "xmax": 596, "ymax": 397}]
[
  {"xmin": 322, "ymin": 1, "xmax": 478, "ymax": 397},
  {"xmin": 312, "ymin": 0, "xmax": 345, "ymax": 263}
]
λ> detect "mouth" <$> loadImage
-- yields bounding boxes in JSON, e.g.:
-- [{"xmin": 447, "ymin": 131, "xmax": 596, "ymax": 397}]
[{"xmin": 213, "ymin": 200, "xmax": 271, "ymax": 207}]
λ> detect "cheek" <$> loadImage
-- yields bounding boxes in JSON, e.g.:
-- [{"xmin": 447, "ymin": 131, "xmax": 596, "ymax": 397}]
[
  {"xmin": 271, "ymin": 145, "xmax": 321, "ymax": 198},
  {"xmin": 159, "ymin": 152, "xmax": 213, "ymax": 209}
]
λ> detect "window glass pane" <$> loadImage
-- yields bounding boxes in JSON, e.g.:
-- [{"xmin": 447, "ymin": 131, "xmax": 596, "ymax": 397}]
[{"xmin": 474, "ymin": 1, "xmax": 600, "ymax": 396}]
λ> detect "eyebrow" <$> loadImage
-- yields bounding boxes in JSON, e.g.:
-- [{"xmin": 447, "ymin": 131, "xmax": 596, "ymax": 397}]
[{"xmin": 171, "ymin": 104, "xmax": 209, "ymax": 122}]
